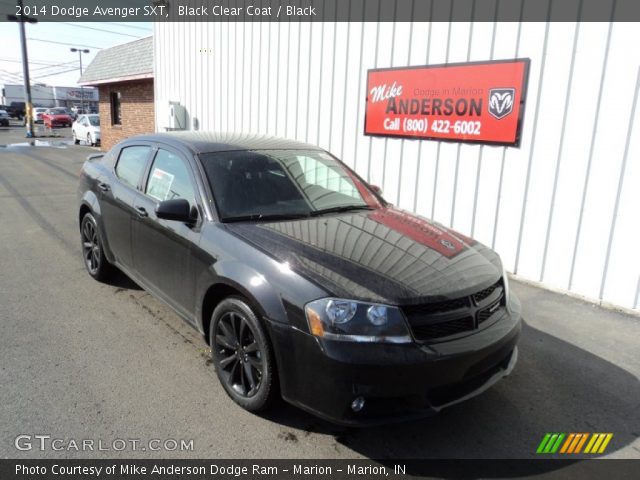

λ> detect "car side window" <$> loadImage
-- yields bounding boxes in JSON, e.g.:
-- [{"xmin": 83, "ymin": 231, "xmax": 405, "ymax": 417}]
[
  {"xmin": 145, "ymin": 149, "xmax": 196, "ymax": 205},
  {"xmin": 115, "ymin": 146, "xmax": 151, "ymax": 189}
]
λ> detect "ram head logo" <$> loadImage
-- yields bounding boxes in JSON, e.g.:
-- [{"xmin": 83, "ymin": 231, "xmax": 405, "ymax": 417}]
[{"xmin": 488, "ymin": 88, "xmax": 515, "ymax": 120}]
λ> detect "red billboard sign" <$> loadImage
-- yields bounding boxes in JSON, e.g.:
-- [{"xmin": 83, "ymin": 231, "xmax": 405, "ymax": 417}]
[{"xmin": 364, "ymin": 59, "xmax": 530, "ymax": 146}]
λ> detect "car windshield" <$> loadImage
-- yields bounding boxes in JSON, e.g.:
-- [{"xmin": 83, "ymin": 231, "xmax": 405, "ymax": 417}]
[
  {"xmin": 88, "ymin": 116, "xmax": 100, "ymax": 126},
  {"xmin": 199, "ymin": 149, "xmax": 382, "ymax": 222}
]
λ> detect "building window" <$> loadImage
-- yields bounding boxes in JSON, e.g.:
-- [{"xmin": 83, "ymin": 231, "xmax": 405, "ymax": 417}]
[{"xmin": 110, "ymin": 91, "xmax": 121, "ymax": 125}]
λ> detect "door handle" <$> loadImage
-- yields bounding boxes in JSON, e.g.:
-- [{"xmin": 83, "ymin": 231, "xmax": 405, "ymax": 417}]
[
  {"xmin": 135, "ymin": 206, "xmax": 148, "ymax": 217},
  {"xmin": 97, "ymin": 182, "xmax": 110, "ymax": 192}
]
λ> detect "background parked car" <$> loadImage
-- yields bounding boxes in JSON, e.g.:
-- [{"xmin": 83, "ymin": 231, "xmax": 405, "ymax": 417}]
[
  {"xmin": 58, "ymin": 107, "xmax": 77, "ymax": 121},
  {"xmin": 33, "ymin": 107, "xmax": 48, "ymax": 124},
  {"xmin": 42, "ymin": 108, "xmax": 73, "ymax": 128},
  {"xmin": 8, "ymin": 102, "xmax": 25, "ymax": 119},
  {"xmin": 72, "ymin": 114, "xmax": 100, "ymax": 146},
  {"xmin": 0, "ymin": 109, "xmax": 10, "ymax": 127}
]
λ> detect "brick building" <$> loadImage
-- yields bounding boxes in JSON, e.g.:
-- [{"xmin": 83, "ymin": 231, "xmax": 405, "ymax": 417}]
[{"xmin": 79, "ymin": 37, "xmax": 154, "ymax": 151}]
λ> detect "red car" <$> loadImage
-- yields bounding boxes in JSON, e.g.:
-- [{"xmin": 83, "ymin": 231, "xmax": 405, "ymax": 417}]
[{"xmin": 42, "ymin": 108, "xmax": 73, "ymax": 128}]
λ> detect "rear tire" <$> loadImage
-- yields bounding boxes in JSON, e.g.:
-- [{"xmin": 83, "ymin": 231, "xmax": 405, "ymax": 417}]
[
  {"xmin": 87, "ymin": 133, "xmax": 93, "ymax": 147},
  {"xmin": 80, "ymin": 212, "xmax": 112, "ymax": 281},
  {"xmin": 209, "ymin": 297, "xmax": 278, "ymax": 412},
  {"xmin": 72, "ymin": 130, "xmax": 80, "ymax": 145}
]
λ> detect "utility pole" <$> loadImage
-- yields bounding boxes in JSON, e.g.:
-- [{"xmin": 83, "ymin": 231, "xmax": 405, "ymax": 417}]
[
  {"xmin": 70, "ymin": 48, "xmax": 89, "ymax": 113},
  {"xmin": 8, "ymin": 0, "xmax": 37, "ymax": 138}
]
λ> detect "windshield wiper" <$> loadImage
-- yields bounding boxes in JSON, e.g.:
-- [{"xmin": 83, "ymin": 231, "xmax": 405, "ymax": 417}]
[
  {"xmin": 222, "ymin": 212, "xmax": 312, "ymax": 223},
  {"xmin": 310, "ymin": 205, "xmax": 374, "ymax": 216}
]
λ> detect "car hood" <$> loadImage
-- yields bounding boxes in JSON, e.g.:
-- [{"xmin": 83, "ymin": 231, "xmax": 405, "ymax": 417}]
[{"xmin": 225, "ymin": 207, "xmax": 503, "ymax": 305}]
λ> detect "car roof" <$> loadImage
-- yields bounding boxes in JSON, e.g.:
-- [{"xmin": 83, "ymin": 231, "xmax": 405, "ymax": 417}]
[{"xmin": 125, "ymin": 131, "xmax": 325, "ymax": 154}]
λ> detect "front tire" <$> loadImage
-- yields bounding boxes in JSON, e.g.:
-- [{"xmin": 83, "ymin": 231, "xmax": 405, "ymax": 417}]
[
  {"xmin": 209, "ymin": 297, "xmax": 278, "ymax": 412},
  {"xmin": 80, "ymin": 212, "xmax": 112, "ymax": 281}
]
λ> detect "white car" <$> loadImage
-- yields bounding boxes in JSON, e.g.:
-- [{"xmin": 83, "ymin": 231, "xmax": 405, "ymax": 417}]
[
  {"xmin": 72, "ymin": 114, "xmax": 101, "ymax": 146},
  {"xmin": 33, "ymin": 107, "xmax": 48, "ymax": 123}
]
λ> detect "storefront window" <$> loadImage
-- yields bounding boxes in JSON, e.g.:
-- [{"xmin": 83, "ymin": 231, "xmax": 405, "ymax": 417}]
[{"xmin": 110, "ymin": 91, "xmax": 121, "ymax": 125}]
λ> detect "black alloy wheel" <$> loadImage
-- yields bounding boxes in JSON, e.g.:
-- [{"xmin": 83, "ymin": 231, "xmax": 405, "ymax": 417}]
[
  {"xmin": 80, "ymin": 212, "xmax": 111, "ymax": 281},
  {"xmin": 210, "ymin": 297, "xmax": 277, "ymax": 411}
]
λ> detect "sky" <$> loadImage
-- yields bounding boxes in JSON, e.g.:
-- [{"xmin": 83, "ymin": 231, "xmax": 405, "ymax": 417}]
[{"xmin": 0, "ymin": 21, "xmax": 153, "ymax": 88}]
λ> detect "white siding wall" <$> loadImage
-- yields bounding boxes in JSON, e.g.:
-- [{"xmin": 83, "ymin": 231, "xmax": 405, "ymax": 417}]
[{"xmin": 154, "ymin": 21, "xmax": 640, "ymax": 312}]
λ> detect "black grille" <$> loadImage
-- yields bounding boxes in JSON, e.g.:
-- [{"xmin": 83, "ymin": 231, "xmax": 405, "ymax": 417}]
[
  {"xmin": 472, "ymin": 280, "xmax": 501, "ymax": 304},
  {"xmin": 403, "ymin": 279, "xmax": 505, "ymax": 342},
  {"xmin": 477, "ymin": 305, "xmax": 498, "ymax": 324},
  {"xmin": 410, "ymin": 316, "xmax": 474, "ymax": 340},
  {"xmin": 402, "ymin": 297, "xmax": 469, "ymax": 316}
]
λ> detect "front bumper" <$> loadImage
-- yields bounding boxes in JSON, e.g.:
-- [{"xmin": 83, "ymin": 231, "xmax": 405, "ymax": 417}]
[
  {"xmin": 49, "ymin": 120, "xmax": 71, "ymax": 127},
  {"xmin": 271, "ymin": 295, "xmax": 522, "ymax": 426}
]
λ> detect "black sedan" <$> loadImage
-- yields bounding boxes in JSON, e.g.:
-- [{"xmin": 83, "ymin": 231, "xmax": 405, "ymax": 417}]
[{"xmin": 77, "ymin": 132, "xmax": 521, "ymax": 425}]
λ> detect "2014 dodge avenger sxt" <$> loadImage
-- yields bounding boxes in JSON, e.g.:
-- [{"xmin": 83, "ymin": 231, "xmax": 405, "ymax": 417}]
[{"xmin": 77, "ymin": 132, "xmax": 521, "ymax": 425}]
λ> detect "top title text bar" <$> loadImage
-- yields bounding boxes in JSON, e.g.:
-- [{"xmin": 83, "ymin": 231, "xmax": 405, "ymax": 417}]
[{"xmin": 1, "ymin": 0, "xmax": 638, "ymax": 22}]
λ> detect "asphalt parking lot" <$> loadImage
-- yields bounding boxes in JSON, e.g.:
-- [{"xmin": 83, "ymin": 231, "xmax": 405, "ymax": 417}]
[{"xmin": 1, "ymin": 128, "xmax": 639, "ymax": 462}]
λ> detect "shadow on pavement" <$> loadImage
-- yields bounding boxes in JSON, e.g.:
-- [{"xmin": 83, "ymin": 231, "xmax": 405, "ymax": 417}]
[
  {"xmin": 103, "ymin": 268, "xmax": 144, "ymax": 291},
  {"xmin": 262, "ymin": 321, "xmax": 639, "ymax": 475}
]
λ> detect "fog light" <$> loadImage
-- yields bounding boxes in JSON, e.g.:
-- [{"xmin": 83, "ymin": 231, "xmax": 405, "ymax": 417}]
[{"xmin": 351, "ymin": 396, "xmax": 365, "ymax": 412}]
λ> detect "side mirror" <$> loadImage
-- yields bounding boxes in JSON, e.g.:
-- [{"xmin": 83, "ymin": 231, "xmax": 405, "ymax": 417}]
[
  {"xmin": 156, "ymin": 198, "xmax": 196, "ymax": 224},
  {"xmin": 370, "ymin": 184, "xmax": 383, "ymax": 196}
]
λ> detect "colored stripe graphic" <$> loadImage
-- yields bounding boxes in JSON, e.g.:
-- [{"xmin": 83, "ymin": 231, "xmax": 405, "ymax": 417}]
[
  {"xmin": 598, "ymin": 433, "xmax": 613, "ymax": 453},
  {"xmin": 585, "ymin": 433, "xmax": 613, "ymax": 454},
  {"xmin": 575, "ymin": 433, "xmax": 589, "ymax": 453},
  {"xmin": 550, "ymin": 433, "xmax": 565, "ymax": 453},
  {"xmin": 537, "ymin": 433, "xmax": 613, "ymax": 454},
  {"xmin": 537, "ymin": 433, "xmax": 565, "ymax": 454},
  {"xmin": 584, "ymin": 434, "xmax": 598, "ymax": 453},
  {"xmin": 560, "ymin": 434, "xmax": 575, "ymax": 453},
  {"xmin": 568, "ymin": 433, "xmax": 582, "ymax": 453},
  {"xmin": 537, "ymin": 433, "xmax": 552, "ymax": 453},
  {"xmin": 544, "ymin": 434, "xmax": 558, "ymax": 453}
]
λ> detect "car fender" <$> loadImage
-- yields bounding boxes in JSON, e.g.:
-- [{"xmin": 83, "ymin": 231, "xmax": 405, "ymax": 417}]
[
  {"xmin": 79, "ymin": 189, "xmax": 115, "ymax": 263},
  {"xmin": 195, "ymin": 259, "xmax": 290, "ymax": 334}
]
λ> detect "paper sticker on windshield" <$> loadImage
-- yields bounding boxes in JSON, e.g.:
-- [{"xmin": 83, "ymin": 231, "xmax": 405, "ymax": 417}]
[{"xmin": 147, "ymin": 168, "xmax": 174, "ymax": 201}]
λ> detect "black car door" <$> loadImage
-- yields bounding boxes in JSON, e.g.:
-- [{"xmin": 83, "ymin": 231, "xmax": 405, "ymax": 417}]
[
  {"xmin": 99, "ymin": 144, "xmax": 153, "ymax": 270},
  {"xmin": 131, "ymin": 145, "xmax": 202, "ymax": 319}
]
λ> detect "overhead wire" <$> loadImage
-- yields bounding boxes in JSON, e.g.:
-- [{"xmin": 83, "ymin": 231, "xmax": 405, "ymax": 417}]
[{"xmin": 59, "ymin": 22, "xmax": 142, "ymax": 38}]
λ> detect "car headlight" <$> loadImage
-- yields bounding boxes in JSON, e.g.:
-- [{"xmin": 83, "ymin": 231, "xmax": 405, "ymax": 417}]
[{"xmin": 305, "ymin": 298, "xmax": 412, "ymax": 343}]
